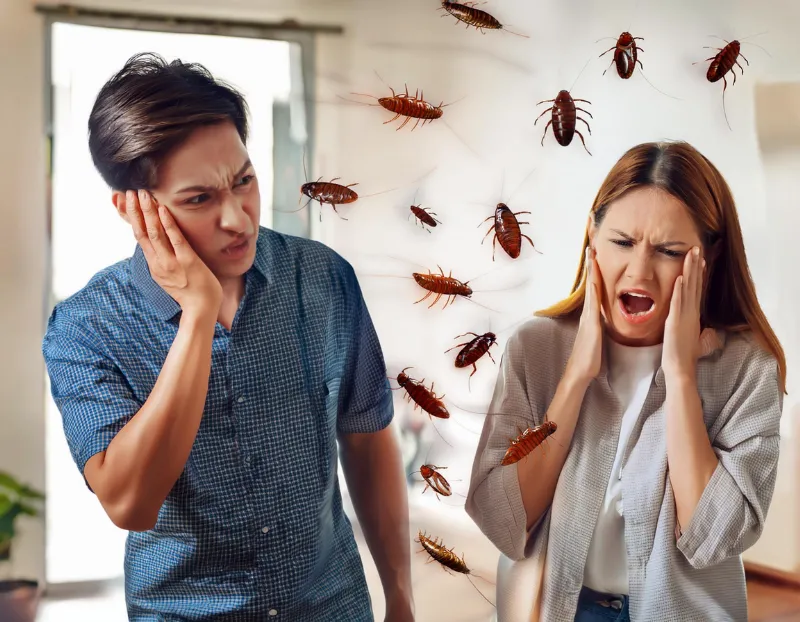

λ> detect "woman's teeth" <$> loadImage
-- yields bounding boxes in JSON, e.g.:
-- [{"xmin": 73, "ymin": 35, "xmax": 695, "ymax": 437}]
[{"xmin": 621, "ymin": 292, "xmax": 655, "ymax": 315}]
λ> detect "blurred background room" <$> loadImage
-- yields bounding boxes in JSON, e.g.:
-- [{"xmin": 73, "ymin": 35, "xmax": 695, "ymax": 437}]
[{"xmin": 1, "ymin": 0, "xmax": 799, "ymax": 619}]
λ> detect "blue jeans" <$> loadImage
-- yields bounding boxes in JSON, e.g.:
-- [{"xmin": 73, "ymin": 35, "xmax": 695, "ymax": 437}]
[{"xmin": 573, "ymin": 586, "xmax": 630, "ymax": 622}]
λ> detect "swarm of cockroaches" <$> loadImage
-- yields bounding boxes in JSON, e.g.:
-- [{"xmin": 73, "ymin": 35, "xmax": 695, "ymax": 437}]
[{"xmin": 310, "ymin": 5, "xmax": 770, "ymax": 610}]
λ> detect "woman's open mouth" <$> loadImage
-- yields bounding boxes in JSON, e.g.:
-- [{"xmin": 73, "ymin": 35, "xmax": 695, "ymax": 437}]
[{"xmin": 618, "ymin": 290, "xmax": 656, "ymax": 324}]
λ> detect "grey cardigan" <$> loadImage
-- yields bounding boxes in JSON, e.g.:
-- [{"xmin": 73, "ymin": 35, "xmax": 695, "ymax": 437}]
[{"xmin": 466, "ymin": 316, "xmax": 783, "ymax": 622}]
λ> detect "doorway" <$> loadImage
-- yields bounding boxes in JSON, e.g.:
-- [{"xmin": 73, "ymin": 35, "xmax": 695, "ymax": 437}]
[{"xmin": 42, "ymin": 14, "xmax": 315, "ymax": 585}]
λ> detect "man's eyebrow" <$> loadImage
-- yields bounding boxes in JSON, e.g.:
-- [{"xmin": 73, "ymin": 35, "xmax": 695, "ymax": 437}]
[{"xmin": 174, "ymin": 160, "xmax": 252, "ymax": 194}]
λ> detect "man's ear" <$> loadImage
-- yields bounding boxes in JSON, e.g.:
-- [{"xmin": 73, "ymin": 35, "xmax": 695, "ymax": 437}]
[{"xmin": 112, "ymin": 190, "xmax": 129, "ymax": 224}]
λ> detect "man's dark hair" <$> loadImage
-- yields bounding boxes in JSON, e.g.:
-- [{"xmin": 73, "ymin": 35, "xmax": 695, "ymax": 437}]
[{"xmin": 88, "ymin": 52, "xmax": 250, "ymax": 191}]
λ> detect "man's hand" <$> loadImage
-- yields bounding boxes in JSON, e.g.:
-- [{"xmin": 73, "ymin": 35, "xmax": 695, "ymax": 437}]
[{"xmin": 125, "ymin": 190, "xmax": 223, "ymax": 319}]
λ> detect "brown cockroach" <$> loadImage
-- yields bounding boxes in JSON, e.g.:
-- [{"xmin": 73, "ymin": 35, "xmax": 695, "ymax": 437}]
[
  {"xmin": 300, "ymin": 178, "xmax": 359, "ymax": 221},
  {"xmin": 597, "ymin": 32, "xmax": 679, "ymax": 99},
  {"xmin": 416, "ymin": 464, "xmax": 453, "ymax": 499},
  {"xmin": 348, "ymin": 83, "xmax": 446, "ymax": 131},
  {"xmin": 479, "ymin": 203, "xmax": 541, "ymax": 260},
  {"xmin": 395, "ymin": 367, "xmax": 450, "ymax": 419},
  {"xmin": 695, "ymin": 38, "xmax": 749, "ymax": 131},
  {"xmin": 368, "ymin": 255, "xmax": 517, "ymax": 313},
  {"xmin": 413, "ymin": 265, "xmax": 473, "ymax": 309},
  {"xmin": 535, "ymin": 90, "xmax": 593, "ymax": 155},
  {"xmin": 409, "ymin": 205, "xmax": 441, "ymax": 231},
  {"xmin": 416, "ymin": 531, "xmax": 495, "ymax": 607},
  {"xmin": 445, "ymin": 331, "xmax": 498, "ymax": 380},
  {"xmin": 600, "ymin": 31, "xmax": 644, "ymax": 79},
  {"xmin": 501, "ymin": 420, "xmax": 558, "ymax": 466},
  {"xmin": 438, "ymin": 1, "xmax": 528, "ymax": 38}
]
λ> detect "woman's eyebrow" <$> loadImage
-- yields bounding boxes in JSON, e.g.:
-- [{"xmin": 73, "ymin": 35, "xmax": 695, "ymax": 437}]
[
  {"xmin": 610, "ymin": 229, "xmax": 687, "ymax": 247},
  {"xmin": 174, "ymin": 159, "xmax": 252, "ymax": 194}
]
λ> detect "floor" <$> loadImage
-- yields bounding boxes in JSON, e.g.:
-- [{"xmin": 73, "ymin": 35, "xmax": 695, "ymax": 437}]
[
  {"xmin": 36, "ymin": 572, "xmax": 800, "ymax": 622},
  {"xmin": 747, "ymin": 579, "xmax": 800, "ymax": 622},
  {"xmin": 35, "ymin": 489, "xmax": 800, "ymax": 621}
]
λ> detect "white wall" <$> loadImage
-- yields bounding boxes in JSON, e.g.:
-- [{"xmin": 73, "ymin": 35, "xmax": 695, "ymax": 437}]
[
  {"xmin": 0, "ymin": 0, "xmax": 48, "ymax": 584},
  {"xmin": 2, "ymin": 0, "xmax": 799, "ymax": 591}
]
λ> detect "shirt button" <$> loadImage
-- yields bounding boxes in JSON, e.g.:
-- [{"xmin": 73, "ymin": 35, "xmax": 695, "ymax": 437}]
[
  {"xmin": 237, "ymin": 396, "xmax": 245, "ymax": 403},
  {"xmin": 244, "ymin": 456, "xmax": 251, "ymax": 463},
  {"xmin": 269, "ymin": 609, "xmax": 278, "ymax": 616},
  {"xmin": 262, "ymin": 526, "xmax": 270, "ymax": 534}
]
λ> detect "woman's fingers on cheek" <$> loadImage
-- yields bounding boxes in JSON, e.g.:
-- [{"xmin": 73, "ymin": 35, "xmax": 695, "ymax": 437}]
[
  {"xmin": 698, "ymin": 258, "xmax": 706, "ymax": 301},
  {"xmin": 672, "ymin": 275, "xmax": 682, "ymax": 312}
]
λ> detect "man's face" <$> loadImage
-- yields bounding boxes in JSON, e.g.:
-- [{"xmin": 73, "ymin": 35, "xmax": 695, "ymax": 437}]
[{"xmin": 115, "ymin": 121, "xmax": 260, "ymax": 282}]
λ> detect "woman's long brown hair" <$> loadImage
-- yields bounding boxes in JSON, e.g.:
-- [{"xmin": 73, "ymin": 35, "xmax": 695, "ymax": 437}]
[{"xmin": 536, "ymin": 141, "xmax": 787, "ymax": 393}]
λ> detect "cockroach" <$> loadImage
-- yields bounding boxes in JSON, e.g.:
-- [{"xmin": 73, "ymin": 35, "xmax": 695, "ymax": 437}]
[
  {"xmin": 300, "ymin": 178, "xmax": 358, "ymax": 221},
  {"xmin": 445, "ymin": 331, "xmax": 498, "ymax": 380},
  {"xmin": 416, "ymin": 464, "xmax": 453, "ymax": 499},
  {"xmin": 535, "ymin": 90, "xmax": 593, "ymax": 155},
  {"xmin": 704, "ymin": 40, "xmax": 748, "ymax": 84},
  {"xmin": 696, "ymin": 39, "xmax": 749, "ymax": 130},
  {"xmin": 412, "ymin": 265, "xmax": 473, "ymax": 309},
  {"xmin": 597, "ymin": 32, "xmax": 679, "ymax": 99},
  {"xmin": 395, "ymin": 367, "xmax": 450, "ymax": 419},
  {"xmin": 348, "ymin": 84, "xmax": 445, "ymax": 131},
  {"xmin": 409, "ymin": 204, "xmax": 441, "ymax": 231},
  {"xmin": 365, "ymin": 258, "xmax": 503, "ymax": 313},
  {"xmin": 599, "ymin": 31, "xmax": 644, "ymax": 79},
  {"xmin": 438, "ymin": 1, "xmax": 528, "ymax": 38},
  {"xmin": 501, "ymin": 420, "xmax": 558, "ymax": 466},
  {"xmin": 416, "ymin": 531, "xmax": 495, "ymax": 607},
  {"xmin": 479, "ymin": 203, "xmax": 540, "ymax": 260}
]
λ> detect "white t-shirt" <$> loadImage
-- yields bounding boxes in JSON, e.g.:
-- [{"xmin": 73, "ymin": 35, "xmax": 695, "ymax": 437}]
[{"xmin": 582, "ymin": 337, "xmax": 663, "ymax": 595}]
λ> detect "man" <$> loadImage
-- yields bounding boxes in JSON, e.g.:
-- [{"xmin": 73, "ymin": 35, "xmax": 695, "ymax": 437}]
[{"xmin": 41, "ymin": 52, "xmax": 413, "ymax": 621}]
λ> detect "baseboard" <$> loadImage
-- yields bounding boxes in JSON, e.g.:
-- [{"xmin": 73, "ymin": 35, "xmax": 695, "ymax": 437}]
[{"xmin": 745, "ymin": 561, "xmax": 800, "ymax": 589}]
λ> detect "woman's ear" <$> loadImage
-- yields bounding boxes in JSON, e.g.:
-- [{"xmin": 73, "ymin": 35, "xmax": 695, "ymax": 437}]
[
  {"xmin": 706, "ymin": 238, "xmax": 722, "ymax": 264},
  {"xmin": 587, "ymin": 214, "xmax": 596, "ymax": 249}
]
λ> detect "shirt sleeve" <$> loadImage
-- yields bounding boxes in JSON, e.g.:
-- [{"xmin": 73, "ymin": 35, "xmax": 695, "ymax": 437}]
[
  {"xmin": 41, "ymin": 307, "xmax": 142, "ymax": 492},
  {"xmin": 465, "ymin": 328, "xmax": 544, "ymax": 561},
  {"xmin": 675, "ymin": 349, "xmax": 783, "ymax": 570},
  {"xmin": 334, "ymin": 261, "xmax": 393, "ymax": 435}
]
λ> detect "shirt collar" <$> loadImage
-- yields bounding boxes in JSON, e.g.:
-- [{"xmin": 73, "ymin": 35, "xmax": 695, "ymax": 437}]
[{"xmin": 130, "ymin": 226, "xmax": 274, "ymax": 322}]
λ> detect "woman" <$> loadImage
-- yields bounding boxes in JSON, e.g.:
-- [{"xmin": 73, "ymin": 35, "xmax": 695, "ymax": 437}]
[{"xmin": 466, "ymin": 141, "xmax": 786, "ymax": 622}]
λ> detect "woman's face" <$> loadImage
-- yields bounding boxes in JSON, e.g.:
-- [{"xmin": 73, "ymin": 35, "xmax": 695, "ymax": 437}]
[
  {"xmin": 115, "ymin": 121, "xmax": 261, "ymax": 285},
  {"xmin": 589, "ymin": 186, "xmax": 705, "ymax": 347}
]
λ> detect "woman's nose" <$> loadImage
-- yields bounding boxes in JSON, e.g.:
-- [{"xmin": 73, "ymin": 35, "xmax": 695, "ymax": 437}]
[{"xmin": 625, "ymin": 249, "xmax": 655, "ymax": 280}]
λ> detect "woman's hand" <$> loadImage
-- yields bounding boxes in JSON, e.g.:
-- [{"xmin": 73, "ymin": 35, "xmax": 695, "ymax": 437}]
[
  {"xmin": 663, "ymin": 246, "xmax": 705, "ymax": 382},
  {"xmin": 565, "ymin": 247, "xmax": 604, "ymax": 386}
]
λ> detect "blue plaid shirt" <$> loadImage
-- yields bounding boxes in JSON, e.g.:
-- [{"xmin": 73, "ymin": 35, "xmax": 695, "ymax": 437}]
[{"xmin": 42, "ymin": 226, "xmax": 393, "ymax": 621}]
